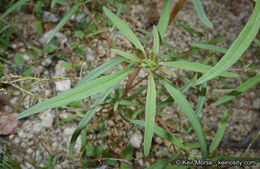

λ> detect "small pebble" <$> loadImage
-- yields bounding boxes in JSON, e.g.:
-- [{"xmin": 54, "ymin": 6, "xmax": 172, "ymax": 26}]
[
  {"xmin": 253, "ymin": 99, "xmax": 260, "ymax": 109},
  {"xmin": 42, "ymin": 11, "xmax": 59, "ymax": 22},
  {"xmin": 55, "ymin": 80, "xmax": 71, "ymax": 92},
  {"xmin": 129, "ymin": 131, "xmax": 143, "ymax": 148},
  {"xmin": 39, "ymin": 110, "xmax": 54, "ymax": 128}
]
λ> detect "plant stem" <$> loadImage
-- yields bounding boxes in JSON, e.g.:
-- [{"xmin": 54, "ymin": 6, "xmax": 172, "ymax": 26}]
[
  {"xmin": 122, "ymin": 67, "xmax": 141, "ymax": 98},
  {"xmin": 156, "ymin": 115, "xmax": 173, "ymax": 135},
  {"xmin": 82, "ymin": 2, "xmax": 113, "ymax": 47},
  {"xmin": 228, "ymin": 68, "xmax": 260, "ymax": 72},
  {"xmin": 168, "ymin": 0, "xmax": 187, "ymax": 25}
]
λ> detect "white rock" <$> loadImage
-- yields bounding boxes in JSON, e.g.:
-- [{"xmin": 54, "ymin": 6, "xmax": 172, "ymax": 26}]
[
  {"xmin": 136, "ymin": 151, "xmax": 143, "ymax": 159},
  {"xmin": 23, "ymin": 54, "xmax": 30, "ymax": 61},
  {"xmin": 61, "ymin": 160, "xmax": 69, "ymax": 168},
  {"xmin": 85, "ymin": 47, "xmax": 96, "ymax": 61},
  {"xmin": 253, "ymin": 98, "xmax": 260, "ymax": 109},
  {"xmin": 26, "ymin": 148, "xmax": 33, "ymax": 155},
  {"xmin": 11, "ymin": 44, "xmax": 17, "ymax": 49},
  {"xmin": 32, "ymin": 121, "xmax": 42, "ymax": 133},
  {"xmin": 17, "ymin": 130, "xmax": 24, "ymax": 138},
  {"xmin": 55, "ymin": 80, "xmax": 71, "ymax": 92},
  {"xmin": 42, "ymin": 11, "xmax": 59, "ymax": 22},
  {"xmin": 64, "ymin": 127, "xmax": 75, "ymax": 136},
  {"xmin": 129, "ymin": 131, "xmax": 143, "ymax": 148},
  {"xmin": 41, "ymin": 58, "xmax": 52, "ymax": 67},
  {"xmin": 25, "ymin": 162, "xmax": 33, "ymax": 168},
  {"xmin": 55, "ymin": 60, "xmax": 66, "ymax": 77},
  {"xmin": 96, "ymin": 165, "xmax": 107, "ymax": 169},
  {"xmin": 14, "ymin": 137, "xmax": 20, "ymax": 144},
  {"xmin": 39, "ymin": 110, "xmax": 54, "ymax": 128},
  {"xmin": 39, "ymin": 30, "xmax": 67, "ymax": 47}
]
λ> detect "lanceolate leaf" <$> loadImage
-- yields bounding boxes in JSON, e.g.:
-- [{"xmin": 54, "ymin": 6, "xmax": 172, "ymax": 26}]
[
  {"xmin": 192, "ymin": 0, "xmax": 213, "ymax": 28},
  {"xmin": 153, "ymin": 25, "xmax": 160, "ymax": 59},
  {"xmin": 51, "ymin": 0, "xmax": 58, "ymax": 8},
  {"xmin": 215, "ymin": 74, "xmax": 260, "ymax": 105},
  {"xmin": 159, "ymin": 67, "xmax": 177, "ymax": 78},
  {"xmin": 192, "ymin": 43, "xmax": 228, "ymax": 53},
  {"xmin": 144, "ymin": 71, "xmax": 156, "ymax": 156},
  {"xmin": 160, "ymin": 61, "xmax": 238, "ymax": 78},
  {"xmin": 76, "ymin": 57, "xmax": 125, "ymax": 87},
  {"xmin": 17, "ymin": 68, "xmax": 134, "ymax": 119},
  {"xmin": 0, "ymin": 0, "xmax": 29, "ymax": 21},
  {"xmin": 160, "ymin": 77, "xmax": 207, "ymax": 160},
  {"xmin": 69, "ymin": 88, "xmax": 113, "ymax": 156},
  {"xmin": 131, "ymin": 120, "xmax": 187, "ymax": 151},
  {"xmin": 209, "ymin": 110, "xmax": 228, "ymax": 154},
  {"xmin": 184, "ymin": 82, "xmax": 207, "ymax": 136},
  {"xmin": 112, "ymin": 49, "xmax": 142, "ymax": 63},
  {"xmin": 145, "ymin": 153, "xmax": 180, "ymax": 169},
  {"xmin": 103, "ymin": 7, "xmax": 145, "ymax": 55},
  {"xmin": 157, "ymin": 0, "xmax": 173, "ymax": 39},
  {"xmin": 47, "ymin": 3, "xmax": 80, "ymax": 44},
  {"xmin": 197, "ymin": 1, "xmax": 260, "ymax": 84}
]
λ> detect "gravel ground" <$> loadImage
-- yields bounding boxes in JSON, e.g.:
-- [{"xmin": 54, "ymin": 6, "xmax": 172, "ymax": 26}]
[{"xmin": 0, "ymin": 0, "xmax": 259, "ymax": 169}]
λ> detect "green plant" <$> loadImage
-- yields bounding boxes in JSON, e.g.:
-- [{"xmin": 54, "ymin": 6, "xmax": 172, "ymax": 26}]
[
  {"xmin": 2, "ymin": 0, "xmax": 259, "ymax": 168},
  {"xmin": 0, "ymin": 144, "xmax": 21, "ymax": 169}
]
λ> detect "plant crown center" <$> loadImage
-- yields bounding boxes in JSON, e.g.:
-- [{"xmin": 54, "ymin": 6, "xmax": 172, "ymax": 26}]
[{"xmin": 141, "ymin": 59, "xmax": 157, "ymax": 68}]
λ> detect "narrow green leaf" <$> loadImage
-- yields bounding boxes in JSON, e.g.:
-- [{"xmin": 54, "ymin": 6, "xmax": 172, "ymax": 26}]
[
  {"xmin": 215, "ymin": 74, "xmax": 260, "ymax": 105},
  {"xmin": 160, "ymin": 77, "xmax": 207, "ymax": 160},
  {"xmin": 35, "ymin": 21, "xmax": 43, "ymax": 36},
  {"xmin": 51, "ymin": 0, "xmax": 58, "ymax": 8},
  {"xmin": 0, "ymin": 0, "xmax": 29, "ymax": 21},
  {"xmin": 153, "ymin": 25, "xmax": 160, "ymax": 59},
  {"xmin": 55, "ymin": 114, "xmax": 78, "ymax": 126},
  {"xmin": 144, "ymin": 71, "xmax": 156, "ymax": 156},
  {"xmin": 180, "ymin": 74, "xmax": 197, "ymax": 93},
  {"xmin": 254, "ymin": 38, "xmax": 260, "ymax": 46},
  {"xmin": 14, "ymin": 53, "xmax": 25, "ymax": 65},
  {"xmin": 81, "ymin": 127, "xmax": 87, "ymax": 169},
  {"xmin": 112, "ymin": 49, "xmax": 142, "ymax": 63},
  {"xmin": 175, "ymin": 23, "xmax": 202, "ymax": 38},
  {"xmin": 157, "ymin": 0, "xmax": 173, "ymax": 39},
  {"xmin": 159, "ymin": 67, "xmax": 177, "ymax": 78},
  {"xmin": 184, "ymin": 82, "xmax": 207, "ymax": 136},
  {"xmin": 17, "ymin": 68, "xmax": 134, "ymax": 119},
  {"xmin": 47, "ymin": 3, "xmax": 80, "ymax": 44},
  {"xmin": 194, "ymin": 82, "xmax": 207, "ymax": 116},
  {"xmin": 131, "ymin": 120, "xmax": 187, "ymax": 151},
  {"xmin": 76, "ymin": 57, "xmax": 125, "ymax": 87},
  {"xmin": 192, "ymin": 0, "xmax": 213, "ymax": 28},
  {"xmin": 128, "ymin": 85, "xmax": 147, "ymax": 101},
  {"xmin": 197, "ymin": 1, "xmax": 260, "ymax": 84},
  {"xmin": 103, "ymin": 7, "xmax": 145, "ymax": 55},
  {"xmin": 69, "ymin": 87, "xmax": 113, "ymax": 156},
  {"xmin": 209, "ymin": 110, "xmax": 228, "ymax": 154},
  {"xmin": 119, "ymin": 99, "xmax": 143, "ymax": 107},
  {"xmin": 205, "ymin": 36, "xmax": 229, "ymax": 44},
  {"xmin": 122, "ymin": 145, "xmax": 134, "ymax": 158},
  {"xmin": 160, "ymin": 61, "xmax": 238, "ymax": 78},
  {"xmin": 192, "ymin": 43, "xmax": 228, "ymax": 53},
  {"xmin": 56, "ymin": 0, "xmax": 70, "ymax": 6},
  {"xmin": 145, "ymin": 154, "xmax": 180, "ymax": 169}
]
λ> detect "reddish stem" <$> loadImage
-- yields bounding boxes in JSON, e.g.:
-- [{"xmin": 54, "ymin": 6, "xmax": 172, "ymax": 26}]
[
  {"xmin": 228, "ymin": 68, "xmax": 260, "ymax": 72},
  {"xmin": 82, "ymin": 2, "xmax": 113, "ymax": 47},
  {"xmin": 129, "ymin": 75, "xmax": 148, "ymax": 90},
  {"xmin": 156, "ymin": 115, "xmax": 173, "ymax": 135},
  {"xmin": 168, "ymin": 0, "xmax": 187, "ymax": 25}
]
